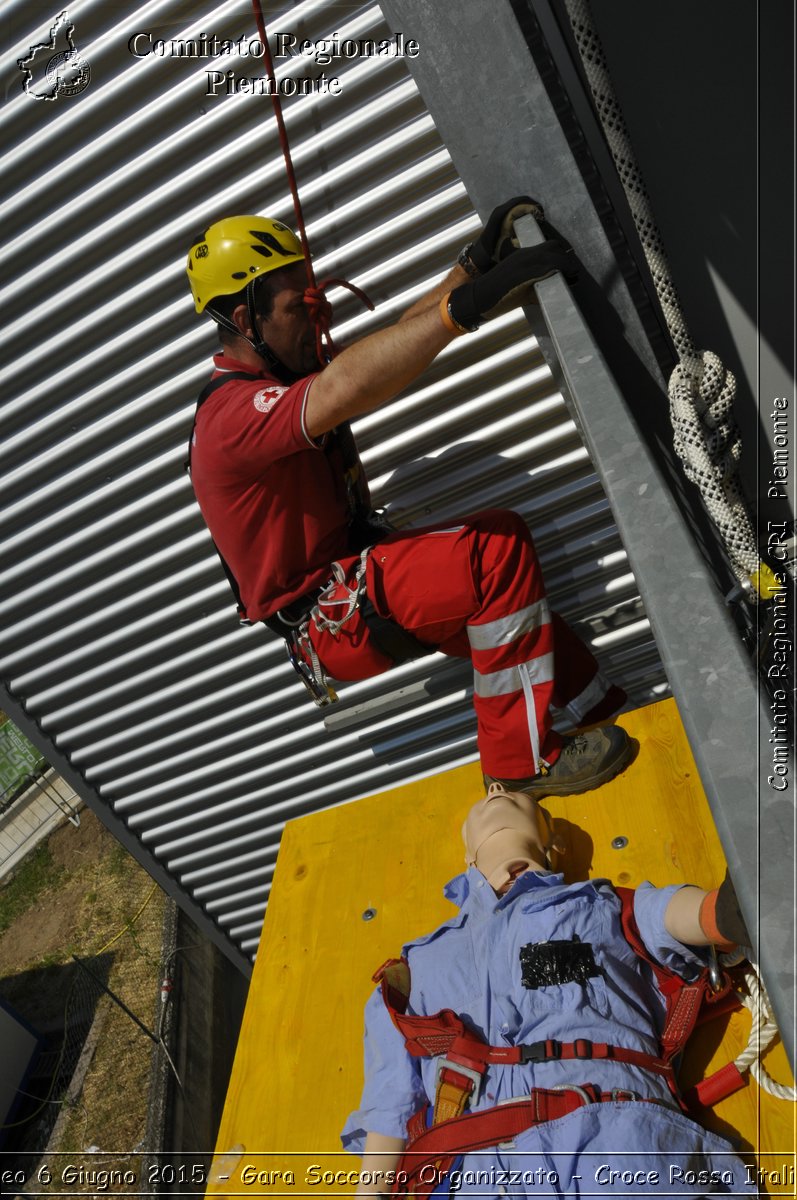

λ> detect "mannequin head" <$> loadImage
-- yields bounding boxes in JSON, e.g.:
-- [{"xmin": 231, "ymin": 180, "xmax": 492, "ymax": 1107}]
[{"xmin": 462, "ymin": 782, "xmax": 566, "ymax": 895}]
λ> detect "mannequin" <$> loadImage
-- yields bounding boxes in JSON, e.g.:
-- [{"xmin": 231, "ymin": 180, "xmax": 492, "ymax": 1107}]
[{"xmin": 343, "ymin": 785, "xmax": 751, "ymax": 1198}]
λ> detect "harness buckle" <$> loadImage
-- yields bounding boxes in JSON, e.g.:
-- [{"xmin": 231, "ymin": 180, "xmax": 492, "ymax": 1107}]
[
  {"xmin": 610, "ymin": 1089, "xmax": 638, "ymax": 1102},
  {"xmin": 551, "ymin": 1083, "xmax": 597, "ymax": 1105},
  {"xmin": 283, "ymin": 633, "xmax": 338, "ymax": 707},
  {"xmin": 520, "ymin": 1038, "xmax": 561, "ymax": 1063},
  {"xmin": 494, "ymin": 1082, "xmax": 597, "ymax": 1151},
  {"xmin": 434, "ymin": 1057, "xmax": 483, "ymax": 1107}
]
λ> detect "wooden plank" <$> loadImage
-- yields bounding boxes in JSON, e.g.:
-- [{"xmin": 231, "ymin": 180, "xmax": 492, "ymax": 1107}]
[{"xmin": 207, "ymin": 698, "xmax": 795, "ymax": 1196}]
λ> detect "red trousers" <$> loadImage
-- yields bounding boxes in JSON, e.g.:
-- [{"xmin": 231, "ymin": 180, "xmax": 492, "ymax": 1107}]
[{"xmin": 306, "ymin": 510, "xmax": 624, "ymax": 779}]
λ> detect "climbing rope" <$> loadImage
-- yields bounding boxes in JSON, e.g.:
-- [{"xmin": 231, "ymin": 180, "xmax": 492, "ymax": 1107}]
[
  {"xmin": 249, "ymin": 0, "xmax": 374, "ymax": 364},
  {"xmin": 563, "ymin": 0, "xmax": 770, "ymax": 600},
  {"xmin": 720, "ymin": 950, "xmax": 796, "ymax": 1101}
]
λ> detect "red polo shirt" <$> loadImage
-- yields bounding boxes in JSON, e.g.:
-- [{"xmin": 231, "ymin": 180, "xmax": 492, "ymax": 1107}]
[{"xmin": 190, "ymin": 354, "xmax": 351, "ymax": 620}]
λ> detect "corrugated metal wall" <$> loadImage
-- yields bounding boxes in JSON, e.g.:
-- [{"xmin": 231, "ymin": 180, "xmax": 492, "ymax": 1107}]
[{"xmin": 1, "ymin": 0, "xmax": 665, "ymax": 965}]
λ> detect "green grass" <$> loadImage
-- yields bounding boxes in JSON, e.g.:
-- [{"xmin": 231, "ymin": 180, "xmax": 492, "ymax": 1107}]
[
  {"xmin": 108, "ymin": 841, "xmax": 128, "ymax": 877},
  {"xmin": 0, "ymin": 843, "xmax": 67, "ymax": 934},
  {"xmin": 37, "ymin": 945, "xmax": 79, "ymax": 968}
]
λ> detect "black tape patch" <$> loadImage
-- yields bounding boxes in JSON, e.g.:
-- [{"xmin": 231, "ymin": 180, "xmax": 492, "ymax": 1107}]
[{"xmin": 519, "ymin": 937, "xmax": 601, "ymax": 989}]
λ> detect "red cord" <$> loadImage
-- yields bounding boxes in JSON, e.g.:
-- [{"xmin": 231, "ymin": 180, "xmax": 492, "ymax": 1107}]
[{"xmin": 250, "ymin": 0, "xmax": 374, "ymax": 363}]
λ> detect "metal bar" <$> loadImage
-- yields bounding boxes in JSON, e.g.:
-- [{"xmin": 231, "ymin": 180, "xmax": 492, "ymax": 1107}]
[
  {"xmin": 32, "ymin": 772, "xmax": 81, "ymax": 828},
  {"xmin": 519, "ymin": 211, "xmax": 794, "ymax": 1068}
]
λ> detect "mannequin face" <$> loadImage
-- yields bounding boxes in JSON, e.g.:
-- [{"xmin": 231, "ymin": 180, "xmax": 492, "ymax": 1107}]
[{"xmin": 462, "ymin": 782, "xmax": 565, "ymax": 895}]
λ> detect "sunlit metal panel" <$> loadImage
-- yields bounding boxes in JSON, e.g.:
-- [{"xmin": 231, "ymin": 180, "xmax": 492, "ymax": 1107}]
[{"xmin": 0, "ymin": 0, "xmax": 665, "ymax": 968}]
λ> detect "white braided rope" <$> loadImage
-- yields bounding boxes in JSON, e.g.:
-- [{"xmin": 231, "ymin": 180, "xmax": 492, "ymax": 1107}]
[
  {"xmin": 720, "ymin": 951, "xmax": 796, "ymax": 1101},
  {"xmin": 670, "ymin": 354, "xmax": 760, "ymax": 577},
  {"xmin": 564, "ymin": 0, "xmax": 761, "ymax": 590}
]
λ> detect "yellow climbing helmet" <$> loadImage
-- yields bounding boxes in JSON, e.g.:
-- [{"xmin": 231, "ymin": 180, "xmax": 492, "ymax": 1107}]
[{"xmin": 186, "ymin": 215, "xmax": 305, "ymax": 314}]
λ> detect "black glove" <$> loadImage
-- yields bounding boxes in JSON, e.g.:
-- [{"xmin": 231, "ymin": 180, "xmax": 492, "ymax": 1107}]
[
  {"xmin": 714, "ymin": 871, "xmax": 751, "ymax": 947},
  {"xmin": 465, "ymin": 196, "xmax": 545, "ymax": 275},
  {"xmin": 449, "ymin": 239, "xmax": 578, "ymax": 330}
]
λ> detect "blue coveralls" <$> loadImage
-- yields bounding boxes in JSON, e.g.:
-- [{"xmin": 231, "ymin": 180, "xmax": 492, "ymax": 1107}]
[{"xmin": 342, "ymin": 870, "xmax": 755, "ymax": 1196}]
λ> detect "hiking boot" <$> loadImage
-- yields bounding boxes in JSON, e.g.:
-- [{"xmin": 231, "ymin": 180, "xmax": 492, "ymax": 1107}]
[{"xmin": 486, "ymin": 726, "xmax": 637, "ymax": 798}]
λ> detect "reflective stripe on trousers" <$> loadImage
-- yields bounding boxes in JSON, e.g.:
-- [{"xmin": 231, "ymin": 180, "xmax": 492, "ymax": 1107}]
[{"xmin": 304, "ymin": 510, "xmax": 619, "ymax": 779}]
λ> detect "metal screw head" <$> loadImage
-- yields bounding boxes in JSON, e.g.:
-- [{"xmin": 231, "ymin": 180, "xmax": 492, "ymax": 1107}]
[
  {"xmin": 362, "ymin": 908, "xmax": 377, "ymax": 921},
  {"xmin": 611, "ymin": 836, "xmax": 628, "ymax": 850}
]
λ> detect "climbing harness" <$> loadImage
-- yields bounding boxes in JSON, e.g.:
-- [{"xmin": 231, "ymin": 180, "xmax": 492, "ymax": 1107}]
[
  {"xmin": 281, "ymin": 551, "xmax": 436, "ymax": 704},
  {"xmin": 186, "ymin": 371, "xmax": 272, "ymax": 624},
  {"xmin": 615, "ymin": 887, "xmax": 744, "ymax": 1109},
  {"xmin": 563, "ymin": 0, "xmax": 774, "ymax": 602},
  {"xmin": 292, "ymin": 556, "xmax": 372, "ymax": 704},
  {"xmin": 373, "ymin": 885, "xmax": 752, "ymax": 1196},
  {"xmin": 187, "ymin": 376, "xmax": 434, "ymax": 704},
  {"xmin": 394, "ymin": 1086, "xmax": 658, "ymax": 1198},
  {"xmin": 312, "ymin": 552, "xmax": 370, "ymax": 638}
]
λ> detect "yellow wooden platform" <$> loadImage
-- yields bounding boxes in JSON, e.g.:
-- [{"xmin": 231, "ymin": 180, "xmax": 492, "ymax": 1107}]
[{"xmin": 207, "ymin": 698, "xmax": 795, "ymax": 1196}]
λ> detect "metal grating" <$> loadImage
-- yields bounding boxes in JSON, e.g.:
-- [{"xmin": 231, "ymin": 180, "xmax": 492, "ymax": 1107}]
[{"xmin": 1, "ymin": 0, "xmax": 666, "ymax": 967}]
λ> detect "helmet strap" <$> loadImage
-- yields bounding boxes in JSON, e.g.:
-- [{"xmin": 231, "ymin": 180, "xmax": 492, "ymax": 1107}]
[
  {"xmin": 245, "ymin": 279, "xmax": 282, "ymax": 374},
  {"xmin": 206, "ymin": 280, "xmax": 296, "ymax": 381}
]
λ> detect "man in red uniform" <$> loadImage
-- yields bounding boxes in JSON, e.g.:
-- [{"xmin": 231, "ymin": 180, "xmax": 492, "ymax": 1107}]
[{"xmin": 186, "ymin": 207, "xmax": 634, "ymax": 794}]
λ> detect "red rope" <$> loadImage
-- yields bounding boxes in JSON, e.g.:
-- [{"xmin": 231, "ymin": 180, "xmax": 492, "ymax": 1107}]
[{"xmin": 249, "ymin": 0, "xmax": 374, "ymax": 363}]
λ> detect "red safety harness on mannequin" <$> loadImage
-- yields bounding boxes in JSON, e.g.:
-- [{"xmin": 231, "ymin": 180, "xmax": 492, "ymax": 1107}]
[{"xmin": 373, "ymin": 887, "xmax": 743, "ymax": 1198}]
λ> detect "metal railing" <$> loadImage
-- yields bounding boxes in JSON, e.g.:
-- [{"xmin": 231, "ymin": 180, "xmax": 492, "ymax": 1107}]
[{"xmin": 0, "ymin": 769, "xmax": 80, "ymax": 873}]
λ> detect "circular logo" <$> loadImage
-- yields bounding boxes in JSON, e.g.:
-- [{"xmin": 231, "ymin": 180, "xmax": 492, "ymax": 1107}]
[
  {"xmin": 46, "ymin": 50, "xmax": 91, "ymax": 97},
  {"xmin": 253, "ymin": 386, "xmax": 287, "ymax": 413}
]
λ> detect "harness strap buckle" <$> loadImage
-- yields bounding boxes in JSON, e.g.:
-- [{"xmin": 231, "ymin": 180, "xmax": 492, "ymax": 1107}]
[
  {"xmin": 283, "ymin": 630, "xmax": 338, "ymax": 707},
  {"xmin": 573, "ymin": 1037, "xmax": 594, "ymax": 1058},
  {"xmin": 495, "ymin": 1083, "xmax": 599, "ymax": 1151},
  {"xmin": 519, "ymin": 1038, "xmax": 561, "ymax": 1063},
  {"xmin": 433, "ymin": 1056, "xmax": 483, "ymax": 1121},
  {"xmin": 552, "ymin": 1083, "xmax": 598, "ymax": 1105}
]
